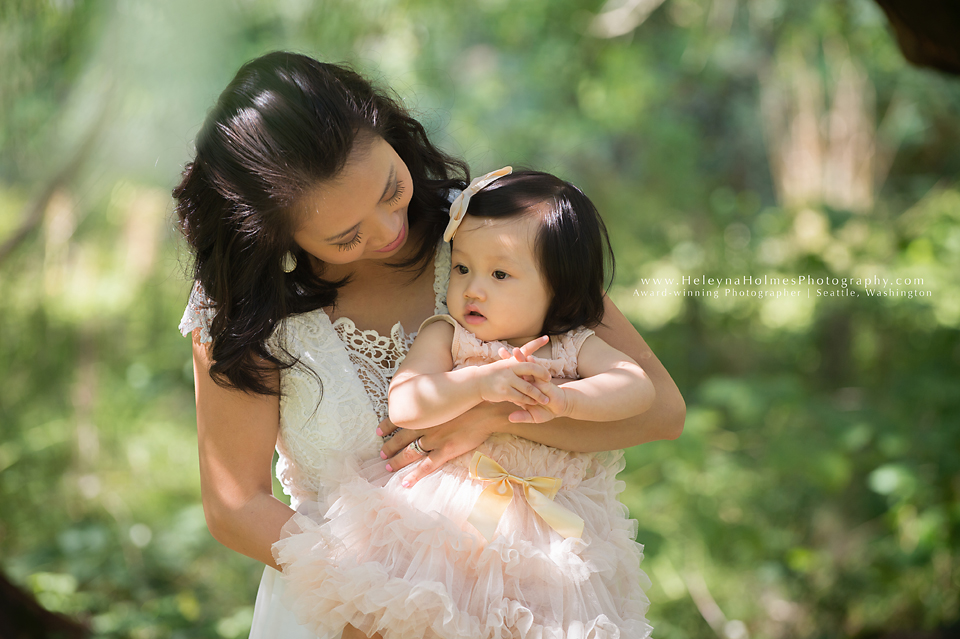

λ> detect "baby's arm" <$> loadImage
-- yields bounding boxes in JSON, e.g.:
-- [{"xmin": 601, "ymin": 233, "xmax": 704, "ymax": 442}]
[
  {"xmin": 388, "ymin": 323, "xmax": 551, "ymax": 430},
  {"xmin": 509, "ymin": 335, "xmax": 656, "ymax": 424}
]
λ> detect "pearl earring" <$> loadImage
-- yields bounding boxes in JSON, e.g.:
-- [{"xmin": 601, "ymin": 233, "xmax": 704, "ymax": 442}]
[{"xmin": 282, "ymin": 251, "xmax": 297, "ymax": 273}]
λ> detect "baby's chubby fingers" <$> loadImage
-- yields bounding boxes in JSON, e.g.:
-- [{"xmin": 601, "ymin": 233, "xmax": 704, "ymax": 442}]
[
  {"xmin": 531, "ymin": 380, "xmax": 569, "ymax": 418},
  {"xmin": 509, "ymin": 361, "xmax": 551, "ymax": 384},
  {"xmin": 504, "ymin": 384, "xmax": 546, "ymax": 406},
  {"xmin": 498, "ymin": 336, "xmax": 547, "ymax": 362},
  {"xmin": 518, "ymin": 335, "xmax": 548, "ymax": 358}
]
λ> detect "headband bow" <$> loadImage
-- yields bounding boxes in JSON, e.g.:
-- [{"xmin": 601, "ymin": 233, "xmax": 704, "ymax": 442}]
[{"xmin": 443, "ymin": 166, "xmax": 513, "ymax": 242}]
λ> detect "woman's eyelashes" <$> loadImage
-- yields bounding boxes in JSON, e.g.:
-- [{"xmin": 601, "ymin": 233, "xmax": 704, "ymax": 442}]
[
  {"xmin": 337, "ymin": 231, "xmax": 363, "ymax": 251},
  {"xmin": 388, "ymin": 179, "xmax": 406, "ymax": 204}
]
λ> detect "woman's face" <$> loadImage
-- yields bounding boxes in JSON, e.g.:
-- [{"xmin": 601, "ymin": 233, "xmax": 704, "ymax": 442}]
[{"xmin": 293, "ymin": 135, "xmax": 414, "ymax": 265}]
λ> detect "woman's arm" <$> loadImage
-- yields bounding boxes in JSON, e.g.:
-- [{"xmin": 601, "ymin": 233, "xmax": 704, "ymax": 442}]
[
  {"xmin": 382, "ymin": 295, "xmax": 685, "ymax": 485},
  {"xmin": 191, "ymin": 332, "xmax": 294, "ymax": 569}
]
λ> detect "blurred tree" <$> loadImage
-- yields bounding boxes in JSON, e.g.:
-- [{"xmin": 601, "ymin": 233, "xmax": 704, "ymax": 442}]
[
  {"xmin": 1, "ymin": 1, "xmax": 958, "ymax": 638},
  {"xmin": 0, "ymin": 570, "xmax": 90, "ymax": 639},
  {"xmin": 873, "ymin": 0, "xmax": 960, "ymax": 75}
]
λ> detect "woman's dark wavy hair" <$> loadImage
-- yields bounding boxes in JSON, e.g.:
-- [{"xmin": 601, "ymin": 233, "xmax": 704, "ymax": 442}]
[
  {"xmin": 462, "ymin": 170, "xmax": 614, "ymax": 335},
  {"xmin": 174, "ymin": 51, "xmax": 468, "ymax": 395}
]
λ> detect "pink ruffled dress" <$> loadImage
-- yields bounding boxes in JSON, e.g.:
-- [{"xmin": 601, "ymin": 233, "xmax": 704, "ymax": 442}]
[{"xmin": 273, "ymin": 314, "xmax": 652, "ymax": 639}]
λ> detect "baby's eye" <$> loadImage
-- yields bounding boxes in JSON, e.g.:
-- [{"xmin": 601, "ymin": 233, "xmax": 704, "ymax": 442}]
[
  {"xmin": 455, "ymin": 264, "xmax": 469, "ymax": 275},
  {"xmin": 493, "ymin": 270, "xmax": 508, "ymax": 280}
]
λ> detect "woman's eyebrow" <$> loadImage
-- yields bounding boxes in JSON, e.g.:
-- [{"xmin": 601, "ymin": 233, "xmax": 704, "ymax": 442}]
[{"xmin": 380, "ymin": 164, "xmax": 397, "ymax": 201}]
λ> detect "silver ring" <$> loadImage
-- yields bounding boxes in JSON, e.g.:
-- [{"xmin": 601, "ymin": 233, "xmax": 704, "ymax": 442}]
[{"xmin": 409, "ymin": 437, "xmax": 429, "ymax": 456}]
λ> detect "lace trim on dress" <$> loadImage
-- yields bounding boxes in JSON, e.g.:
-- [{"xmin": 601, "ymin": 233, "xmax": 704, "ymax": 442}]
[
  {"xmin": 331, "ymin": 318, "xmax": 414, "ymax": 422},
  {"xmin": 325, "ymin": 240, "xmax": 451, "ymax": 421},
  {"xmin": 179, "ymin": 281, "xmax": 216, "ymax": 344}
]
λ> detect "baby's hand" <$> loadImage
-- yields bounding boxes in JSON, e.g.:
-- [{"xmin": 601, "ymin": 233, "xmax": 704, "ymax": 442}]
[
  {"xmin": 508, "ymin": 380, "xmax": 571, "ymax": 423},
  {"xmin": 476, "ymin": 358, "xmax": 551, "ymax": 407},
  {"xmin": 497, "ymin": 335, "xmax": 549, "ymax": 364}
]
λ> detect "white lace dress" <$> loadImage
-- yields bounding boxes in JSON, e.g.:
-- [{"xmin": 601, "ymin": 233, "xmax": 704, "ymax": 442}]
[{"xmin": 179, "ymin": 243, "xmax": 453, "ymax": 639}]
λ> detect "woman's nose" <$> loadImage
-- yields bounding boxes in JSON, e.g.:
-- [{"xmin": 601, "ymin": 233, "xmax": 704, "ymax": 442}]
[{"xmin": 378, "ymin": 208, "xmax": 402, "ymax": 238}]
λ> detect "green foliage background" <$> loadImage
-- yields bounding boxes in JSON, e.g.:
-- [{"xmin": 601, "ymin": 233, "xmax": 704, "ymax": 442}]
[{"xmin": 1, "ymin": 0, "xmax": 958, "ymax": 637}]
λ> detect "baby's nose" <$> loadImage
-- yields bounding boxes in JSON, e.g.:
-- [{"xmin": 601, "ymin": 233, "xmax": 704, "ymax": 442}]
[{"xmin": 464, "ymin": 281, "xmax": 484, "ymax": 299}]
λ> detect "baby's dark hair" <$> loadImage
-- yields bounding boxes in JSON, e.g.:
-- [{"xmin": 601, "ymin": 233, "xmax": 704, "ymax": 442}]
[{"xmin": 463, "ymin": 170, "xmax": 614, "ymax": 334}]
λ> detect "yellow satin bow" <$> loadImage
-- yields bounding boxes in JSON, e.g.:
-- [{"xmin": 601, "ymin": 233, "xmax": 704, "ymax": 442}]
[{"xmin": 467, "ymin": 452, "xmax": 585, "ymax": 541}]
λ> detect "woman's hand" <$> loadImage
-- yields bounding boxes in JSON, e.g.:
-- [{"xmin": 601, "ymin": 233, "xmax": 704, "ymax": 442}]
[{"xmin": 377, "ymin": 401, "xmax": 512, "ymax": 487}]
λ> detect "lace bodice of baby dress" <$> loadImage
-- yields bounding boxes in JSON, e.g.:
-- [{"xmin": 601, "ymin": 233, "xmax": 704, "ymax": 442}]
[{"xmin": 179, "ymin": 242, "xmax": 451, "ymax": 509}]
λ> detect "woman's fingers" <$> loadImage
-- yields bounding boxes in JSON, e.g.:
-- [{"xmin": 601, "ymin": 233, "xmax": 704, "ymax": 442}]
[
  {"xmin": 385, "ymin": 438, "xmax": 432, "ymax": 473},
  {"xmin": 376, "ymin": 416, "xmax": 400, "ymax": 439},
  {"xmin": 400, "ymin": 453, "xmax": 443, "ymax": 488},
  {"xmin": 385, "ymin": 402, "xmax": 509, "ymax": 485},
  {"xmin": 397, "ymin": 433, "xmax": 461, "ymax": 487},
  {"xmin": 379, "ymin": 424, "xmax": 418, "ymax": 460},
  {"xmin": 509, "ymin": 405, "xmax": 556, "ymax": 424},
  {"xmin": 508, "ymin": 408, "xmax": 533, "ymax": 423}
]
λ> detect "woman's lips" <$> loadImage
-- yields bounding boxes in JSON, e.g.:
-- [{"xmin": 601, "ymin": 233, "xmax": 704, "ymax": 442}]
[{"xmin": 375, "ymin": 222, "xmax": 407, "ymax": 253}]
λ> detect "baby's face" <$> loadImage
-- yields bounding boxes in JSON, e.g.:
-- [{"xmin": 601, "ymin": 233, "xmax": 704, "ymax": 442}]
[{"xmin": 447, "ymin": 215, "xmax": 551, "ymax": 346}]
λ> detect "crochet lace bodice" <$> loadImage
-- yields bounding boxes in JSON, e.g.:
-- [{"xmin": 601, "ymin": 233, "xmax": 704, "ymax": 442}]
[{"xmin": 179, "ymin": 242, "xmax": 451, "ymax": 507}]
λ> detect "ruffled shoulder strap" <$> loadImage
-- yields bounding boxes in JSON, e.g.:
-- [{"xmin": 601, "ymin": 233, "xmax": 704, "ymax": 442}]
[
  {"xmin": 418, "ymin": 313, "xmax": 459, "ymax": 334},
  {"xmin": 419, "ymin": 313, "xmax": 488, "ymax": 366},
  {"xmin": 417, "ymin": 313, "xmax": 459, "ymax": 356},
  {"xmin": 547, "ymin": 326, "xmax": 596, "ymax": 379},
  {"xmin": 179, "ymin": 282, "xmax": 216, "ymax": 344}
]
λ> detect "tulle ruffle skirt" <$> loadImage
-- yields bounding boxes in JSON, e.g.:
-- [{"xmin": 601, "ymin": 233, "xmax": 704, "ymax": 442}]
[{"xmin": 273, "ymin": 436, "xmax": 652, "ymax": 639}]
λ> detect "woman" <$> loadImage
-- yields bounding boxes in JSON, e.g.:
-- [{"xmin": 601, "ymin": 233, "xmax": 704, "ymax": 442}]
[{"xmin": 175, "ymin": 51, "xmax": 684, "ymax": 639}]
